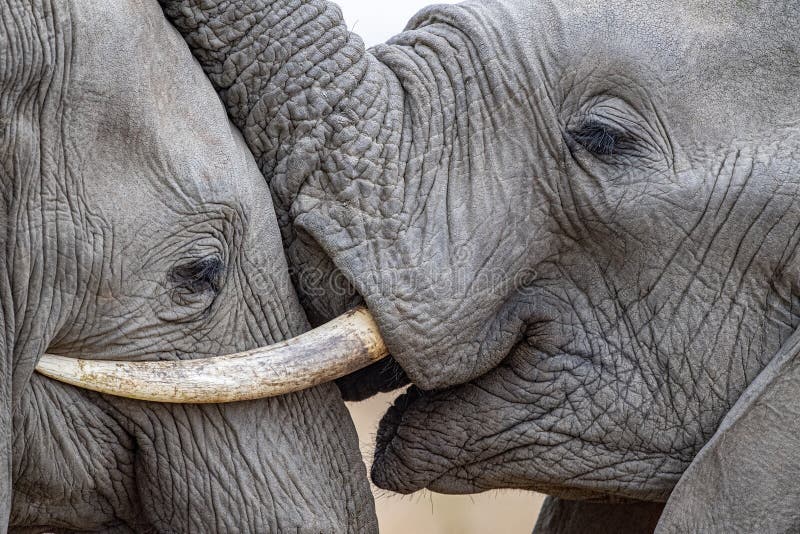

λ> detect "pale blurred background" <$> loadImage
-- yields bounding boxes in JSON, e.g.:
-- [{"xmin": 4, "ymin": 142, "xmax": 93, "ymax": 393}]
[{"xmin": 338, "ymin": 1, "xmax": 544, "ymax": 531}]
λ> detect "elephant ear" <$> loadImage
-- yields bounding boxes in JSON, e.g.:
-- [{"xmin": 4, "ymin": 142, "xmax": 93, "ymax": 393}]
[{"xmin": 656, "ymin": 328, "xmax": 800, "ymax": 533}]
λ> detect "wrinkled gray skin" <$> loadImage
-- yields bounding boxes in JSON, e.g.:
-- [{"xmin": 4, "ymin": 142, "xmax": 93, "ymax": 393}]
[
  {"xmin": 534, "ymin": 497, "xmax": 664, "ymax": 534},
  {"xmin": 1, "ymin": 0, "xmax": 375, "ymax": 532},
  {"xmin": 163, "ymin": 0, "xmax": 800, "ymax": 531}
]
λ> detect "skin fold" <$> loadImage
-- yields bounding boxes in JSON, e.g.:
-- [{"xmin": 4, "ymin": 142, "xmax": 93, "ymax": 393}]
[
  {"xmin": 1, "ymin": 0, "xmax": 375, "ymax": 531},
  {"xmin": 162, "ymin": 0, "xmax": 800, "ymax": 530}
]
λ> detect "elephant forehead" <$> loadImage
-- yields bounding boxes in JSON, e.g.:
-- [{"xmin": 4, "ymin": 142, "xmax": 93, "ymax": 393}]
[
  {"xmin": 452, "ymin": 0, "xmax": 799, "ymax": 142},
  {"xmin": 64, "ymin": 0, "xmax": 273, "ymax": 239},
  {"xmin": 68, "ymin": 0, "xmax": 252, "ymax": 202}
]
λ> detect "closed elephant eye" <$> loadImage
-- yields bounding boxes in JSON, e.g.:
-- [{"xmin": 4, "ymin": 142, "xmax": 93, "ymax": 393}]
[
  {"xmin": 169, "ymin": 256, "xmax": 225, "ymax": 307},
  {"xmin": 569, "ymin": 119, "xmax": 622, "ymax": 155},
  {"xmin": 565, "ymin": 103, "xmax": 665, "ymax": 164},
  {"xmin": 567, "ymin": 115, "xmax": 646, "ymax": 159}
]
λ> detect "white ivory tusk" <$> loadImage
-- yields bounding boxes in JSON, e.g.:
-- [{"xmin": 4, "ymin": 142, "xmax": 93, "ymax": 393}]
[{"xmin": 35, "ymin": 307, "xmax": 388, "ymax": 403}]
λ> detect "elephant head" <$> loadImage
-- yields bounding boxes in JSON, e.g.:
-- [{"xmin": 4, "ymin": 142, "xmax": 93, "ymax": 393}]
[
  {"xmin": 161, "ymin": 0, "xmax": 800, "ymax": 530},
  {"xmin": 1, "ymin": 0, "xmax": 375, "ymax": 531}
]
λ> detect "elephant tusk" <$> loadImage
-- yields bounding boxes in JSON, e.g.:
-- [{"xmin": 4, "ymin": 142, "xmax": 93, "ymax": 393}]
[{"xmin": 35, "ymin": 307, "xmax": 388, "ymax": 403}]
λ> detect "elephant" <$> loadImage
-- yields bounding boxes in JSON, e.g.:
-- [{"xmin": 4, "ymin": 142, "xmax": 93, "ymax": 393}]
[
  {"xmin": 159, "ymin": 0, "xmax": 800, "ymax": 531},
  {"xmin": 1, "ymin": 0, "xmax": 376, "ymax": 531}
]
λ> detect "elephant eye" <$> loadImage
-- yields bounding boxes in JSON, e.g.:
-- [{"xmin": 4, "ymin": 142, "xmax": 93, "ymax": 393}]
[
  {"xmin": 568, "ymin": 119, "xmax": 628, "ymax": 156},
  {"xmin": 169, "ymin": 256, "xmax": 225, "ymax": 305}
]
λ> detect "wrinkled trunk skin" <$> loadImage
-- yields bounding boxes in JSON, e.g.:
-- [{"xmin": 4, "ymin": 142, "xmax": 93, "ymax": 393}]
[
  {"xmin": 160, "ymin": 0, "xmax": 552, "ymax": 393},
  {"xmin": 159, "ymin": 0, "xmax": 416, "ymax": 397},
  {"xmin": 2, "ymin": 1, "xmax": 376, "ymax": 531}
]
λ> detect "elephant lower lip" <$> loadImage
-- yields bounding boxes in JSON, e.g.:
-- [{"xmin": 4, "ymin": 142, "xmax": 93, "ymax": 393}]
[
  {"xmin": 375, "ymin": 386, "xmax": 423, "ymax": 447},
  {"xmin": 371, "ymin": 386, "xmax": 425, "ymax": 486}
]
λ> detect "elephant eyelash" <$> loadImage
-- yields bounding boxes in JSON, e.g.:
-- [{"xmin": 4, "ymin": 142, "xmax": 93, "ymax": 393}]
[
  {"xmin": 169, "ymin": 256, "xmax": 225, "ymax": 298},
  {"xmin": 567, "ymin": 118, "xmax": 640, "ymax": 158},
  {"xmin": 572, "ymin": 121, "xmax": 618, "ymax": 155}
]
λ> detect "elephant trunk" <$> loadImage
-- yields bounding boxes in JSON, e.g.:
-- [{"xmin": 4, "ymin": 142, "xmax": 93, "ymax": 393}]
[{"xmin": 159, "ymin": 0, "xmax": 515, "ymax": 394}]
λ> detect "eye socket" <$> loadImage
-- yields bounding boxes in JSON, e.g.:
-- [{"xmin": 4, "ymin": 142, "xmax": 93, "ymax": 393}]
[
  {"xmin": 168, "ymin": 256, "xmax": 225, "ymax": 307},
  {"xmin": 563, "ymin": 95, "xmax": 670, "ymax": 168}
]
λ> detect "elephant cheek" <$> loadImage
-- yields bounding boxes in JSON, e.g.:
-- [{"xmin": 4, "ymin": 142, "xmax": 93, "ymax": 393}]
[{"xmin": 122, "ymin": 386, "xmax": 375, "ymax": 532}]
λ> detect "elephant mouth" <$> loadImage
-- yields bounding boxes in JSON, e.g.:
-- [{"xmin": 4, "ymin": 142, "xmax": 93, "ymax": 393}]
[
  {"xmin": 371, "ymin": 385, "xmax": 420, "ymax": 490},
  {"xmin": 370, "ymin": 384, "xmax": 459, "ymax": 494},
  {"xmin": 35, "ymin": 307, "xmax": 390, "ymax": 403},
  {"xmin": 370, "ymin": 379, "xmax": 525, "ymax": 495},
  {"xmin": 373, "ymin": 386, "xmax": 424, "ymax": 464}
]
